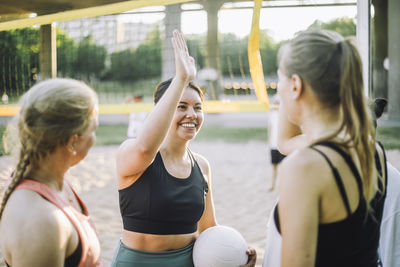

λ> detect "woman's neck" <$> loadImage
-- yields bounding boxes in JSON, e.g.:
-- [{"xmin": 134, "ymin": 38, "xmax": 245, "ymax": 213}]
[
  {"xmin": 29, "ymin": 169, "xmax": 65, "ymax": 191},
  {"xmin": 301, "ymin": 107, "xmax": 342, "ymax": 143},
  {"xmin": 28, "ymin": 154, "xmax": 68, "ymax": 191},
  {"xmin": 160, "ymin": 137, "xmax": 189, "ymax": 161}
]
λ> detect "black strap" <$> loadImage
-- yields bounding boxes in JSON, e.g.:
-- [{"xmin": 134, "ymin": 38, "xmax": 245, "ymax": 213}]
[
  {"xmin": 187, "ymin": 148, "xmax": 209, "ymax": 196},
  {"xmin": 310, "ymin": 146, "xmax": 352, "ymax": 217},
  {"xmin": 186, "ymin": 147, "xmax": 195, "ymax": 167},
  {"xmin": 274, "ymin": 205, "xmax": 281, "ymax": 234},
  {"xmin": 312, "ymin": 141, "xmax": 364, "ymax": 196},
  {"xmin": 375, "ymin": 149, "xmax": 383, "ymax": 177},
  {"xmin": 375, "ymin": 141, "xmax": 387, "ymax": 196},
  {"xmin": 374, "ymin": 150, "xmax": 384, "ymax": 193},
  {"xmin": 377, "ymin": 141, "xmax": 387, "ymax": 185}
]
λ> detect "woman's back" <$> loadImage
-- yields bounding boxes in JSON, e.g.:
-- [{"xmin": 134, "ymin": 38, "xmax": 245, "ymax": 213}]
[
  {"xmin": 270, "ymin": 29, "xmax": 383, "ymax": 267},
  {"xmin": 312, "ymin": 142, "xmax": 386, "ymax": 267},
  {"xmin": 271, "ymin": 141, "xmax": 386, "ymax": 267}
]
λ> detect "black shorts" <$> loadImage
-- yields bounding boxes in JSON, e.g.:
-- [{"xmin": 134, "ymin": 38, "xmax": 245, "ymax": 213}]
[{"xmin": 271, "ymin": 149, "xmax": 286, "ymax": 164}]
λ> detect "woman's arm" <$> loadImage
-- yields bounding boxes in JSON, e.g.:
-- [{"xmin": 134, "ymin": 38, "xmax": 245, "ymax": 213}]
[
  {"xmin": 277, "ymin": 104, "xmax": 307, "ymax": 155},
  {"xmin": 194, "ymin": 153, "xmax": 217, "ymax": 233},
  {"xmin": 116, "ymin": 30, "xmax": 196, "ymax": 181},
  {"xmin": 278, "ymin": 150, "xmax": 321, "ymax": 267}
]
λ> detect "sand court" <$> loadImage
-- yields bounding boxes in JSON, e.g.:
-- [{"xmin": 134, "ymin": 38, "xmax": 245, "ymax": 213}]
[{"xmin": 1, "ymin": 141, "xmax": 399, "ymax": 266}]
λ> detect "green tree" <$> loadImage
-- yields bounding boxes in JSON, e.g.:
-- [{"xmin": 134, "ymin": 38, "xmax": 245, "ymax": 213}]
[
  {"xmin": 187, "ymin": 37, "xmax": 206, "ymax": 70},
  {"xmin": 110, "ymin": 49, "xmax": 135, "ymax": 81},
  {"xmin": 0, "ymin": 28, "xmax": 39, "ymax": 100},
  {"xmin": 73, "ymin": 35, "xmax": 107, "ymax": 81},
  {"xmin": 219, "ymin": 32, "xmax": 279, "ymax": 78},
  {"xmin": 131, "ymin": 27, "xmax": 162, "ymax": 79},
  {"xmin": 259, "ymin": 31, "xmax": 279, "ymax": 75},
  {"xmin": 219, "ymin": 34, "xmax": 248, "ymax": 77},
  {"xmin": 306, "ymin": 17, "xmax": 356, "ymax": 37},
  {"xmin": 56, "ymin": 28, "xmax": 77, "ymax": 77},
  {"xmin": 109, "ymin": 26, "xmax": 162, "ymax": 81}
]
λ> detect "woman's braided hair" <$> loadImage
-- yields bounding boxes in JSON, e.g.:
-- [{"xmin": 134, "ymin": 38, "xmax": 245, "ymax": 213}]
[{"xmin": 0, "ymin": 78, "xmax": 97, "ymax": 219}]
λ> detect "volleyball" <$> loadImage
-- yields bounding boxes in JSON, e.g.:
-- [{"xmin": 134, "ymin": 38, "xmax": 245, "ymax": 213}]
[{"xmin": 193, "ymin": 225, "xmax": 248, "ymax": 267}]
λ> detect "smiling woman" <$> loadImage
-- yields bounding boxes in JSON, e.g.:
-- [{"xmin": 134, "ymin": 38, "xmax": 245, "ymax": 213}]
[
  {"xmin": 111, "ymin": 29, "xmax": 256, "ymax": 267},
  {"xmin": 111, "ymin": 30, "xmax": 220, "ymax": 267}
]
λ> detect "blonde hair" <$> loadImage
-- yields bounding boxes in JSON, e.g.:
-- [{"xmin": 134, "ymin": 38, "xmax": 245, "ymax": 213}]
[
  {"xmin": 278, "ymin": 30, "xmax": 378, "ymax": 205},
  {"xmin": 0, "ymin": 78, "xmax": 98, "ymax": 219}
]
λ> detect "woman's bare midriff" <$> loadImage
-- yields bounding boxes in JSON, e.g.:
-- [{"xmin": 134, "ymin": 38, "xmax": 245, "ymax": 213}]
[{"xmin": 122, "ymin": 230, "xmax": 198, "ymax": 251}]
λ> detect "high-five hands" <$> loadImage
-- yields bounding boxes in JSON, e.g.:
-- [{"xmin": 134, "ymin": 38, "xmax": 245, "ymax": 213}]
[{"xmin": 171, "ymin": 30, "xmax": 196, "ymax": 82}]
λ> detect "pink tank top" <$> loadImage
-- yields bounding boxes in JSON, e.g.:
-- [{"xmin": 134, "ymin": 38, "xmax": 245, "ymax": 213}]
[{"xmin": 10, "ymin": 179, "xmax": 103, "ymax": 267}]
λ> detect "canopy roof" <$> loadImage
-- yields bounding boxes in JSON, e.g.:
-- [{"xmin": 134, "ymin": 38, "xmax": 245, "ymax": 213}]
[
  {"xmin": 0, "ymin": 0, "xmax": 136, "ymax": 17},
  {"xmin": 0, "ymin": 0, "xmax": 193, "ymax": 31}
]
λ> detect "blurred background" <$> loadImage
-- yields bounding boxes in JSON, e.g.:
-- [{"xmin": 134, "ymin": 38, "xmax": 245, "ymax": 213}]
[{"xmin": 0, "ymin": 0, "xmax": 362, "ymax": 104}]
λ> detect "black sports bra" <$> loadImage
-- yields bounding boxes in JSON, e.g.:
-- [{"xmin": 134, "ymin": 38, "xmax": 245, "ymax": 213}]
[{"xmin": 119, "ymin": 150, "xmax": 209, "ymax": 235}]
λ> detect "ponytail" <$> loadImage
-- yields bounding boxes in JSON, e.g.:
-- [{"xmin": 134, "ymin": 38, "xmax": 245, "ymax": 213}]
[
  {"xmin": 279, "ymin": 30, "xmax": 380, "ymax": 207},
  {"xmin": 338, "ymin": 38, "xmax": 378, "ymax": 203}
]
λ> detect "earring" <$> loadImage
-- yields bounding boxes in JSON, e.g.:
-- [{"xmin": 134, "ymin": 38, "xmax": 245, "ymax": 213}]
[{"xmin": 70, "ymin": 147, "xmax": 77, "ymax": 155}]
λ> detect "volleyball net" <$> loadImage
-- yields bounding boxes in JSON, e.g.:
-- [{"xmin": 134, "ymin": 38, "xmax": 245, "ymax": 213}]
[{"xmin": 0, "ymin": 0, "xmax": 280, "ymax": 115}]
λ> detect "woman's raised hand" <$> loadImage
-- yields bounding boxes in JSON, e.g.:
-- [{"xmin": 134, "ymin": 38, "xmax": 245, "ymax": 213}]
[{"xmin": 171, "ymin": 30, "xmax": 196, "ymax": 82}]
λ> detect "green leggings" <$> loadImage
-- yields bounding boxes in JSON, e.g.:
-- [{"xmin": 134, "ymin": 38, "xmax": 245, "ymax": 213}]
[{"xmin": 111, "ymin": 240, "xmax": 195, "ymax": 267}]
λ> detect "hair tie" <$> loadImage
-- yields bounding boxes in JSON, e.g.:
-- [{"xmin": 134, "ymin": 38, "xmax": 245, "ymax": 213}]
[
  {"xmin": 336, "ymin": 40, "xmax": 345, "ymax": 53},
  {"xmin": 338, "ymin": 38, "xmax": 348, "ymax": 47}
]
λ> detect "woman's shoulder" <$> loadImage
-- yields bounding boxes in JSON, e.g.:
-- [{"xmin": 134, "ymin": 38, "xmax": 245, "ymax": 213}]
[
  {"xmin": 117, "ymin": 138, "xmax": 137, "ymax": 156},
  {"xmin": 279, "ymin": 147, "xmax": 333, "ymax": 190},
  {"xmin": 1, "ymin": 189, "xmax": 74, "ymax": 265},
  {"xmin": 281, "ymin": 147, "xmax": 327, "ymax": 172},
  {"xmin": 191, "ymin": 151, "xmax": 209, "ymax": 165},
  {"xmin": 191, "ymin": 152, "xmax": 210, "ymax": 175},
  {"xmin": 2, "ymin": 188, "xmax": 74, "ymax": 240}
]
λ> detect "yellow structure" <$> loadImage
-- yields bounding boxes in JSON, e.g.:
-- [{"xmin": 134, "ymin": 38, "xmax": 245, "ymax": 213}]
[
  {"xmin": 0, "ymin": 100, "xmax": 270, "ymax": 117},
  {"xmin": 248, "ymin": 0, "xmax": 270, "ymax": 109}
]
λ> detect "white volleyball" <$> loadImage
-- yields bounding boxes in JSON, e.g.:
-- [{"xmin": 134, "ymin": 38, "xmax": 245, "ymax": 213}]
[{"xmin": 193, "ymin": 225, "xmax": 248, "ymax": 267}]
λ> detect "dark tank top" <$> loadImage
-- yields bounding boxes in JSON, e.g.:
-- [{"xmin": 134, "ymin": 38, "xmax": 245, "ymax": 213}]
[
  {"xmin": 5, "ymin": 179, "xmax": 103, "ymax": 267},
  {"xmin": 274, "ymin": 141, "xmax": 387, "ymax": 267},
  {"xmin": 119, "ymin": 150, "xmax": 209, "ymax": 235}
]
